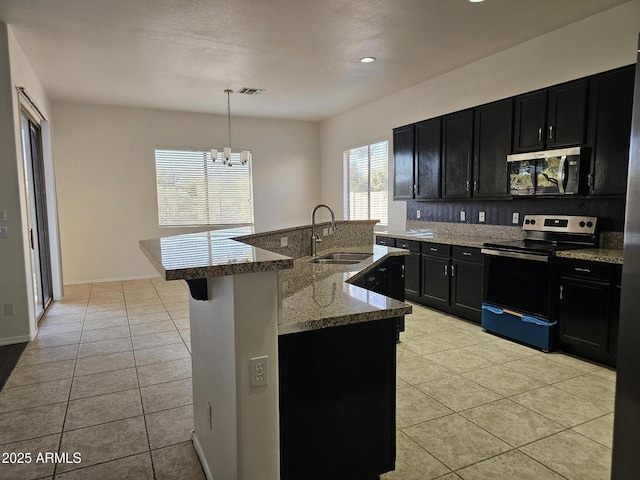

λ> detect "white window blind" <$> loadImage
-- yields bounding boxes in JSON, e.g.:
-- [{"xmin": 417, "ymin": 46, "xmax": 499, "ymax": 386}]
[
  {"xmin": 343, "ymin": 141, "xmax": 388, "ymax": 226},
  {"xmin": 155, "ymin": 148, "xmax": 254, "ymax": 227}
]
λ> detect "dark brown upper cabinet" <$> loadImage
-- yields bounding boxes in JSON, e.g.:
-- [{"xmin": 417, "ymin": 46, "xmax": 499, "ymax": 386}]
[
  {"xmin": 473, "ymin": 99, "xmax": 513, "ymax": 198},
  {"xmin": 392, "ymin": 124, "xmax": 415, "ymax": 200},
  {"xmin": 587, "ymin": 65, "xmax": 635, "ymax": 196},
  {"xmin": 513, "ymin": 79, "xmax": 588, "ymax": 153},
  {"xmin": 415, "ymin": 118, "xmax": 442, "ymax": 199},
  {"xmin": 442, "ymin": 109, "xmax": 474, "ymax": 199}
]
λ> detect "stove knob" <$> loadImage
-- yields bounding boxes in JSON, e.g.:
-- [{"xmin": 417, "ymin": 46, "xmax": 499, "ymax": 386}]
[
  {"xmin": 525, "ymin": 219, "xmax": 530, "ymax": 225},
  {"xmin": 587, "ymin": 221, "xmax": 593, "ymax": 228},
  {"xmin": 530, "ymin": 219, "xmax": 536, "ymax": 225},
  {"xmin": 579, "ymin": 221, "xmax": 586, "ymax": 228}
]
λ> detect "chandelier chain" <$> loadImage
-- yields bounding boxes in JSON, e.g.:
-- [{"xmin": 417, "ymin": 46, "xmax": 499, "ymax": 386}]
[{"xmin": 226, "ymin": 89, "xmax": 232, "ymax": 150}]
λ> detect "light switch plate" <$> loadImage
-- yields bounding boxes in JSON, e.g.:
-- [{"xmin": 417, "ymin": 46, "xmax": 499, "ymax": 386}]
[
  {"xmin": 512, "ymin": 213, "xmax": 520, "ymax": 224},
  {"xmin": 323, "ymin": 228, "xmax": 328, "ymax": 237},
  {"xmin": 280, "ymin": 236, "xmax": 288, "ymax": 247},
  {"xmin": 0, "ymin": 226, "xmax": 7, "ymax": 238},
  {"xmin": 0, "ymin": 209, "xmax": 6, "ymax": 221},
  {"xmin": 460, "ymin": 211, "xmax": 466, "ymax": 222},
  {"xmin": 416, "ymin": 209, "xmax": 421, "ymax": 219}
]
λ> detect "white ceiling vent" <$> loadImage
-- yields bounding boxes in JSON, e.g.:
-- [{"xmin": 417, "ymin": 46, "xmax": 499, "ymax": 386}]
[{"xmin": 237, "ymin": 88, "xmax": 265, "ymax": 95}]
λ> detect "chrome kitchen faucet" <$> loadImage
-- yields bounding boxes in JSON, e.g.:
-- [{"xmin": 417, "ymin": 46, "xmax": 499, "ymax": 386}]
[{"xmin": 311, "ymin": 204, "xmax": 336, "ymax": 257}]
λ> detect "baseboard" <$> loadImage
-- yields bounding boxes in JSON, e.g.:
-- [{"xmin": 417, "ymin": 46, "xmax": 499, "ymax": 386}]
[
  {"xmin": 191, "ymin": 431, "xmax": 213, "ymax": 480},
  {"xmin": 64, "ymin": 274, "xmax": 162, "ymax": 286},
  {"xmin": 0, "ymin": 334, "xmax": 32, "ymax": 347}
]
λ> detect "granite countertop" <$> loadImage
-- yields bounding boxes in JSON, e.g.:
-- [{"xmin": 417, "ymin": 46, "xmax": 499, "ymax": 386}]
[
  {"xmin": 377, "ymin": 229, "xmax": 497, "ymax": 249},
  {"xmin": 378, "ymin": 229, "xmax": 624, "ymax": 264},
  {"xmin": 278, "ymin": 245, "xmax": 412, "ymax": 335},
  {"xmin": 556, "ymin": 248, "xmax": 624, "ymax": 264},
  {"xmin": 139, "ymin": 227, "xmax": 294, "ymax": 280},
  {"xmin": 140, "ymin": 228, "xmax": 412, "ymax": 335}
]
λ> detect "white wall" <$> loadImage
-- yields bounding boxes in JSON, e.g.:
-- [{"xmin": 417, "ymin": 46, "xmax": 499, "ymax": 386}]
[
  {"xmin": 0, "ymin": 24, "xmax": 59, "ymax": 344},
  {"xmin": 52, "ymin": 102, "xmax": 321, "ymax": 283},
  {"xmin": 320, "ymin": 1, "xmax": 640, "ymax": 232}
]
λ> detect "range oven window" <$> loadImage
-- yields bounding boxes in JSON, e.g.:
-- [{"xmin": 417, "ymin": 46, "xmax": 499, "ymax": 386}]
[{"xmin": 483, "ymin": 253, "xmax": 550, "ymax": 318}]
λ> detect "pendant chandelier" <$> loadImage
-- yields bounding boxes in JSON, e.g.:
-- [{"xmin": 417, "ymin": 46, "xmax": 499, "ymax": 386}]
[{"xmin": 211, "ymin": 89, "xmax": 251, "ymax": 166}]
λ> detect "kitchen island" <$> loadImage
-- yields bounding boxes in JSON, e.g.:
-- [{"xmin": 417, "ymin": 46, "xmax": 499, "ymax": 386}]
[{"xmin": 139, "ymin": 223, "xmax": 411, "ymax": 480}]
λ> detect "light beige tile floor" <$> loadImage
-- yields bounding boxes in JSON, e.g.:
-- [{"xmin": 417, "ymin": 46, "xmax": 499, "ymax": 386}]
[{"xmin": 0, "ymin": 281, "xmax": 616, "ymax": 479}]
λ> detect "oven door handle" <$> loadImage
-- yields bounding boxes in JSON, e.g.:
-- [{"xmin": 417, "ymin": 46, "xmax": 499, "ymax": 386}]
[{"xmin": 481, "ymin": 248, "xmax": 549, "ymax": 263}]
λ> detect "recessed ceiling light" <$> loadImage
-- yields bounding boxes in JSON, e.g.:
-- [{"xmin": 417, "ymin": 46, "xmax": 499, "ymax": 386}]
[
  {"xmin": 468, "ymin": 0, "xmax": 485, "ymax": 2},
  {"xmin": 360, "ymin": 57, "xmax": 376, "ymax": 63}
]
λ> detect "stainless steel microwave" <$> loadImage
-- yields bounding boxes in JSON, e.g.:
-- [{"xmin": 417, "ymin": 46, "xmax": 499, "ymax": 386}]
[{"xmin": 507, "ymin": 147, "xmax": 585, "ymax": 196}]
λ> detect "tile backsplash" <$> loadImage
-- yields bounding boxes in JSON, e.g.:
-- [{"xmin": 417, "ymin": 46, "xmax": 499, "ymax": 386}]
[{"xmin": 407, "ymin": 197, "xmax": 626, "ymax": 232}]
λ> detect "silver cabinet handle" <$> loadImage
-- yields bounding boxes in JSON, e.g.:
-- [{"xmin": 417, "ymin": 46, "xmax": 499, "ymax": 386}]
[
  {"xmin": 451, "ymin": 265, "xmax": 456, "ymax": 277},
  {"xmin": 575, "ymin": 267, "xmax": 591, "ymax": 273},
  {"xmin": 401, "ymin": 243, "xmax": 409, "ymax": 248},
  {"xmin": 430, "ymin": 247, "xmax": 438, "ymax": 252},
  {"xmin": 444, "ymin": 264, "xmax": 448, "ymax": 276},
  {"xmin": 466, "ymin": 181, "xmax": 471, "ymax": 192},
  {"xmin": 473, "ymin": 181, "xmax": 478, "ymax": 191},
  {"xmin": 559, "ymin": 285, "xmax": 564, "ymax": 300},
  {"xmin": 462, "ymin": 252, "xmax": 472, "ymax": 256},
  {"xmin": 378, "ymin": 267, "xmax": 387, "ymax": 273},
  {"xmin": 549, "ymin": 125, "xmax": 554, "ymax": 139},
  {"xmin": 538, "ymin": 127, "xmax": 542, "ymax": 142}
]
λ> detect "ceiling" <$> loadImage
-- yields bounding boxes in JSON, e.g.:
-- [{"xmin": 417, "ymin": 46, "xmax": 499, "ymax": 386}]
[{"xmin": 0, "ymin": 0, "xmax": 629, "ymax": 121}]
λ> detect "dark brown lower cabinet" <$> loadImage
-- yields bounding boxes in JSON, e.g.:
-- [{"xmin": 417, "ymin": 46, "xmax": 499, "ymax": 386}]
[
  {"xmin": 421, "ymin": 245, "xmax": 482, "ymax": 324},
  {"xmin": 556, "ymin": 259, "xmax": 619, "ymax": 367},
  {"xmin": 278, "ymin": 317, "xmax": 398, "ymax": 480},
  {"xmin": 450, "ymin": 248, "xmax": 483, "ymax": 322}
]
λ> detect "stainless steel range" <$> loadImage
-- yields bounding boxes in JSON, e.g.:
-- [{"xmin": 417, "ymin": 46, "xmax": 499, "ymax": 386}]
[{"xmin": 481, "ymin": 215, "xmax": 598, "ymax": 351}]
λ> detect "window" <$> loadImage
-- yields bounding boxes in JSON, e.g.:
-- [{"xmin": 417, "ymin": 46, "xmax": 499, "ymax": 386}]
[
  {"xmin": 154, "ymin": 148, "xmax": 254, "ymax": 227},
  {"xmin": 343, "ymin": 141, "xmax": 388, "ymax": 226}
]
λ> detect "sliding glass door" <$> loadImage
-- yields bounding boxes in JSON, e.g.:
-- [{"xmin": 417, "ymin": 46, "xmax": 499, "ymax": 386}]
[{"xmin": 20, "ymin": 112, "xmax": 53, "ymax": 320}]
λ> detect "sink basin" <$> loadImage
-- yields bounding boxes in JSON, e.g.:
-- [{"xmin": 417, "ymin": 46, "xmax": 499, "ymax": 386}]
[{"xmin": 311, "ymin": 252, "xmax": 372, "ymax": 264}]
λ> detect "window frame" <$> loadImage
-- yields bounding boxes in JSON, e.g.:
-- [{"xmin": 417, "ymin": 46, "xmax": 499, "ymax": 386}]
[
  {"xmin": 154, "ymin": 147, "xmax": 255, "ymax": 228},
  {"xmin": 343, "ymin": 140, "xmax": 389, "ymax": 227}
]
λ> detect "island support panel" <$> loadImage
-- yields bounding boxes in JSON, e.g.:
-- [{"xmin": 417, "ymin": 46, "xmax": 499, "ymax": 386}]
[
  {"xmin": 278, "ymin": 317, "xmax": 398, "ymax": 480},
  {"xmin": 189, "ymin": 270, "xmax": 280, "ymax": 480}
]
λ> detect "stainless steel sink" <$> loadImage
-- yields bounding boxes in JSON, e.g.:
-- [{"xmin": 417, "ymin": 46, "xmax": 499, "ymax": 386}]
[{"xmin": 311, "ymin": 252, "xmax": 372, "ymax": 264}]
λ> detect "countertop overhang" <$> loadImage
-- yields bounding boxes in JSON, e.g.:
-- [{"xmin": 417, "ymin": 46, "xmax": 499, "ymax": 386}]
[{"xmin": 139, "ymin": 227, "xmax": 294, "ymax": 281}]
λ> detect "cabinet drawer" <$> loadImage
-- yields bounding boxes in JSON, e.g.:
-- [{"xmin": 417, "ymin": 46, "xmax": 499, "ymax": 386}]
[
  {"xmin": 422, "ymin": 243, "xmax": 450, "ymax": 258},
  {"xmin": 376, "ymin": 236, "xmax": 396, "ymax": 247},
  {"xmin": 396, "ymin": 239, "xmax": 421, "ymax": 253},
  {"xmin": 560, "ymin": 259, "xmax": 612, "ymax": 282},
  {"xmin": 452, "ymin": 246, "xmax": 481, "ymax": 263}
]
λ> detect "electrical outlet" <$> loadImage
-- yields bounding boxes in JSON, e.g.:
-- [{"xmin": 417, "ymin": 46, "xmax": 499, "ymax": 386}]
[
  {"xmin": 512, "ymin": 212, "xmax": 520, "ymax": 224},
  {"xmin": 460, "ymin": 211, "xmax": 466, "ymax": 222},
  {"xmin": 416, "ymin": 209, "xmax": 421, "ymax": 219},
  {"xmin": 0, "ymin": 226, "xmax": 7, "ymax": 238},
  {"xmin": 479, "ymin": 212, "xmax": 485, "ymax": 223},
  {"xmin": 323, "ymin": 228, "xmax": 328, "ymax": 237},
  {"xmin": 207, "ymin": 401, "xmax": 212, "ymax": 429},
  {"xmin": 4, "ymin": 304, "xmax": 15, "ymax": 316},
  {"xmin": 250, "ymin": 356, "xmax": 268, "ymax": 388},
  {"xmin": 0, "ymin": 209, "xmax": 6, "ymax": 221},
  {"xmin": 280, "ymin": 236, "xmax": 288, "ymax": 247}
]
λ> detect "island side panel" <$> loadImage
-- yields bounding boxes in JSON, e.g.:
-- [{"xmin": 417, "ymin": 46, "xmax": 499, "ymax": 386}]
[
  {"xmin": 189, "ymin": 271, "xmax": 280, "ymax": 480},
  {"xmin": 278, "ymin": 316, "xmax": 397, "ymax": 480}
]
